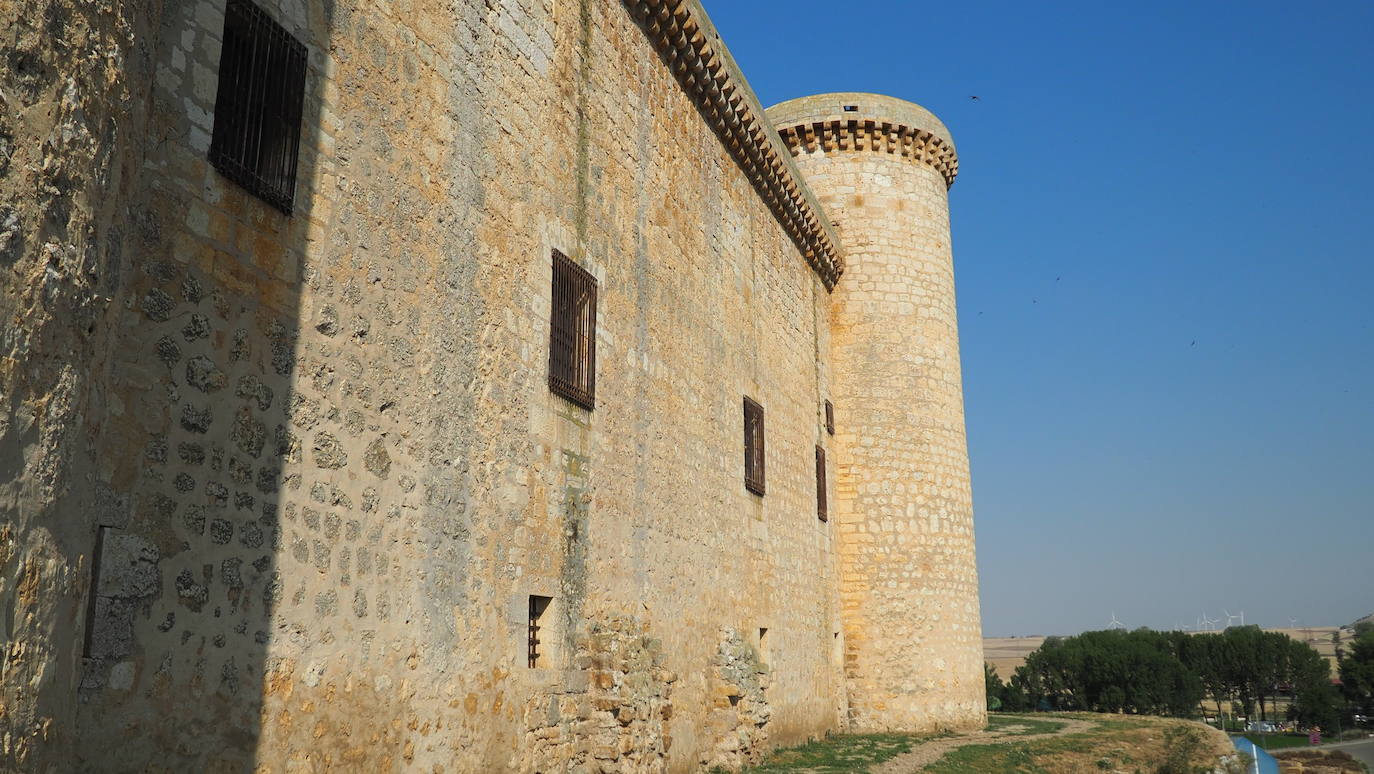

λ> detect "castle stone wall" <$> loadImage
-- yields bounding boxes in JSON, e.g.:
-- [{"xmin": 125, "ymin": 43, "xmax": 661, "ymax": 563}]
[
  {"xmin": 771, "ymin": 93, "xmax": 986, "ymax": 733},
  {"xmin": 3, "ymin": 0, "xmax": 852, "ymax": 771},
  {"xmin": 2, "ymin": 1, "xmax": 987, "ymax": 771},
  {"xmin": 1, "ymin": 1, "xmax": 171, "ymax": 769}
]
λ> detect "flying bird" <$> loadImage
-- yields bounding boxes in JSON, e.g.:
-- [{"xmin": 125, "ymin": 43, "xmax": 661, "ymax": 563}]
[
  {"xmin": 969, "ymin": 96, "xmax": 980, "ymax": 101},
  {"xmin": 1191, "ymin": 340, "xmax": 1197, "ymax": 347}
]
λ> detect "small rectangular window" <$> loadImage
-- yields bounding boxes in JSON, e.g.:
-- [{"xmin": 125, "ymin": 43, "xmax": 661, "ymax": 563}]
[
  {"xmin": 824, "ymin": 399, "xmax": 834, "ymax": 435},
  {"xmin": 743, "ymin": 396, "xmax": 765, "ymax": 495},
  {"xmin": 209, "ymin": 0, "xmax": 308, "ymax": 215},
  {"xmin": 81, "ymin": 525, "xmax": 113, "ymax": 659},
  {"xmin": 528, "ymin": 595, "xmax": 552, "ymax": 668},
  {"xmin": 815, "ymin": 445, "xmax": 828, "ymax": 522},
  {"xmin": 548, "ymin": 250, "xmax": 598, "ymax": 410}
]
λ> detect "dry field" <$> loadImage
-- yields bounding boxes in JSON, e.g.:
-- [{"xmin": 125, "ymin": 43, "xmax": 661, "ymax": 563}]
[
  {"xmin": 739, "ymin": 713, "xmax": 1235, "ymax": 774},
  {"xmin": 984, "ymin": 626, "xmax": 1347, "ymax": 680}
]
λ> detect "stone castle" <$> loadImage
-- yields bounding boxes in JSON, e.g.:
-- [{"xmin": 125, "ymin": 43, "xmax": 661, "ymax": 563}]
[{"xmin": 0, "ymin": 0, "xmax": 983, "ymax": 771}]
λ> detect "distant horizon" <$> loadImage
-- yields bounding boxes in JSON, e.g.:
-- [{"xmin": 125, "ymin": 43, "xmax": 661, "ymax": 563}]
[{"xmin": 985, "ymin": 611, "xmax": 1372, "ymax": 639}]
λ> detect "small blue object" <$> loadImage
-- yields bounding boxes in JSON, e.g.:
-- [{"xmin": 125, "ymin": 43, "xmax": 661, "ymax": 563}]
[{"xmin": 1230, "ymin": 735, "xmax": 1279, "ymax": 774}]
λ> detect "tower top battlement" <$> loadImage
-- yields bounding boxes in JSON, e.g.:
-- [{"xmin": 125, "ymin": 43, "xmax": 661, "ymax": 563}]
[{"xmin": 767, "ymin": 92, "xmax": 959, "ymax": 187}]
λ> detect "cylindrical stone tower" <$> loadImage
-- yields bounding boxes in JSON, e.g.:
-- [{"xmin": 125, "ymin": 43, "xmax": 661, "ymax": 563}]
[{"xmin": 768, "ymin": 93, "xmax": 984, "ymax": 731}]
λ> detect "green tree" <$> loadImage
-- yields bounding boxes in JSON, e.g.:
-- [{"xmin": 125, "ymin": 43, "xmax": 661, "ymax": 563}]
[
  {"xmin": 1285, "ymin": 637, "xmax": 1338, "ymax": 730},
  {"xmin": 985, "ymin": 663, "xmax": 1004, "ymax": 710},
  {"xmin": 1289, "ymin": 682, "xmax": 1341, "ymax": 731},
  {"xmin": 1340, "ymin": 630, "xmax": 1374, "ymax": 715},
  {"xmin": 1001, "ymin": 678, "xmax": 1030, "ymax": 711},
  {"xmin": 1010, "ymin": 629, "xmax": 1202, "ymax": 717}
]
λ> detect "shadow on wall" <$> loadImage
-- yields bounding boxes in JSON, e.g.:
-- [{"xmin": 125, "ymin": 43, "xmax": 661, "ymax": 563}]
[
  {"xmin": 0, "ymin": 0, "xmax": 331, "ymax": 770},
  {"xmin": 70, "ymin": 0, "xmax": 335, "ymax": 769},
  {"xmin": 70, "ymin": 1, "xmax": 334, "ymax": 770}
]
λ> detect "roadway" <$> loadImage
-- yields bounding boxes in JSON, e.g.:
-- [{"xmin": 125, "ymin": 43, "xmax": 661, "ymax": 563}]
[{"xmin": 1317, "ymin": 736, "xmax": 1374, "ymax": 769}]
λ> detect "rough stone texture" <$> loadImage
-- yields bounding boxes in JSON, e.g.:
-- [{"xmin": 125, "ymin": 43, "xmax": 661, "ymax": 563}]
[
  {"xmin": 520, "ymin": 617, "xmax": 675, "ymax": 774},
  {"xmin": 0, "ymin": 0, "xmax": 169, "ymax": 769},
  {"xmin": 702, "ymin": 629, "xmax": 774, "ymax": 772},
  {"xmin": 770, "ymin": 92, "xmax": 986, "ymax": 733},
  {"xmin": 1, "ymin": 1, "xmax": 980, "ymax": 772}
]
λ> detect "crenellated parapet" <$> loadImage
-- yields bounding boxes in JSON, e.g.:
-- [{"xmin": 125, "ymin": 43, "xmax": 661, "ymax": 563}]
[
  {"xmin": 624, "ymin": 0, "xmax": 844, "ymax": 288},
  {"xmin": 769, "ymin": 93, "xmax": 960, "ymax": 188}
]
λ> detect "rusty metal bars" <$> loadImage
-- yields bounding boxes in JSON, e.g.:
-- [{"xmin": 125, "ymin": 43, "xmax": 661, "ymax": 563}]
[
  {"xmin": 815, "ymin": 445, "xmax": 827, "ymax": 521},
  {"xmin": 546, "ymin": 252, "xmax": 596, "ymax": 412},
  {"xmin": 209, "ymin": 0, "xmax": 307, "ymax": 215},
  {"xmin": 548, "ymin": 250, "xmax": 598, "ymax": 410},
  {"xmin": 744, "ymin": 396, "xmax": 765, "ymax": 496},
  {"xmin": 528, "ymin": 595, "xmax": 551, "ymax": 668}
]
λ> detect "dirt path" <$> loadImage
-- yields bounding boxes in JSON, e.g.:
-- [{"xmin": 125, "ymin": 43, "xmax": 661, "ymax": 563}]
[{"xmin": 870, "ymin": 716, "xmax": 1100, "ymax": 774}]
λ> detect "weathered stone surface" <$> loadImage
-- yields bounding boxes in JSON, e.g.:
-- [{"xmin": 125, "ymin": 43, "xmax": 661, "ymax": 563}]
[
  {"xmin": 2, "ymin": 1, "xmax": 981, "ymax": 772},
  {"xmin": 180, "ymin": 403, "xmax": 212, "ymax": 434},
  {"xmin": 181, "ymin": 313, "xmax": 210, "ymax": 342},
  {"xmin": 231, "ymin": 411, "xmax": 267, "ymax": 459},
  {"xmin": 771, "ymin": 92, "xmax": 984, "ymax": 732},
  {"xmin": 96, "ymin": 534, "xmax": 160, "ymax": 600},
  {"xmin": 185, "ymin": 355, "xmax": 226, "ymax": 393},
  {"xmin": 311, "ymin": 432, "xmax": 346, "ymax": 469},
  {"xmin": 362, "ymin": 437, "xmax": 390, "ymax": 479},
  {"xmin": 155, "ymin": 335, "xmax": 182, "ymax": 367},
  {"xmin": 141, "ymin": 289, "xmax": 175, "ymax": 321}
]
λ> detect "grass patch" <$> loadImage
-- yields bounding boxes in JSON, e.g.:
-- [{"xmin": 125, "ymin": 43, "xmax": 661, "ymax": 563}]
[
  {"xmin": 986, "ymin": 714, "xmax": 1069, "ymax": 736},
  {"xmin": 1240, "ymin": 733, "xmax": 1313, "ymax": 750},
  {"xmin": 927, "ymin": 716, "xmax": 1225, "ymax": 774},
  {"xmin": 927, "ymin": 741, "xmax": 1044, "ymax": 774},
  {"xmin": 738, "ymin": 732, "xmax": 935, "ymax": 774}
]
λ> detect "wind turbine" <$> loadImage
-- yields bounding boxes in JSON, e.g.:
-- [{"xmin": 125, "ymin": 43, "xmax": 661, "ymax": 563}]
[
  {"xmin": 1223, "ymin": 609, "xmax": 1242, "ymax": 628},
  {"xmin": 1200, "ymin": 611, "xmax": 1219, "ymax": 632},
  {"xmin": 1108, "ymin": 611, "xmax": 1125, "ymax": 630}
]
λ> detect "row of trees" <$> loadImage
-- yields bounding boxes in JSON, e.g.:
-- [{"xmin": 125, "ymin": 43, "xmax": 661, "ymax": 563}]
[{"xmin": 985, "ymin": 625, "xmax": 1374, "ymax": 731}]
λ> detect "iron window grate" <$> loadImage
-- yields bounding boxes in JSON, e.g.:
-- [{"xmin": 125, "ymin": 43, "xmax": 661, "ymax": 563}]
[
  {"xmin": 813, "ymin": 448, "xmax": 824, "ymax": 519},
  {"xmin": 209, "ymin": 0, "xmax": 308, "ymax": 215},
  {"xmin": 744, "ymin": 396, "xmax": 766, "ymax": 496},
  {"xmin": 815, "ymin": 445, "xmax": 828, "ymax": 521},
  {"xmin": 824, "ymin": 399, "xmax": 834, "ymax": 435},
  {"xmin": 549, "ymin": 250, "xmax": 597, "ymax": 410},
  {"xmin": 528, "ymin": 595, "xmax": 551, "ymax": 668}
]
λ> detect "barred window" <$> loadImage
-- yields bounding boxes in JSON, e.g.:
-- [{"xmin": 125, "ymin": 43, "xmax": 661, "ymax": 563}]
[
  {"xmin": 528, "ymin": 595, "xmax": 551, "ymax": 668},
  {"xmin": 824, "ymin": 399, "xmax": 834, "ymax": 435},
  {"xmin": 549, "ymin": 250, "xmax": 597, "ymax": 409},
  {"xmin": 743, "ymin": 396, "xmax": 765, "ymax": 496},
  {"xmin": 815, "ymin": 445, "xmax": 828, "ymax": 521},
  {"xmin": 209, "ymin": 0, "xmax": 308, "ymax": 215}
]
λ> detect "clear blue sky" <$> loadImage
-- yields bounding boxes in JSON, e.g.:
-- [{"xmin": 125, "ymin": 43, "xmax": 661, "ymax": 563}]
[{"xmin": 707, "ymin": 1, "xmax": 1374, "ymax": 636}]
